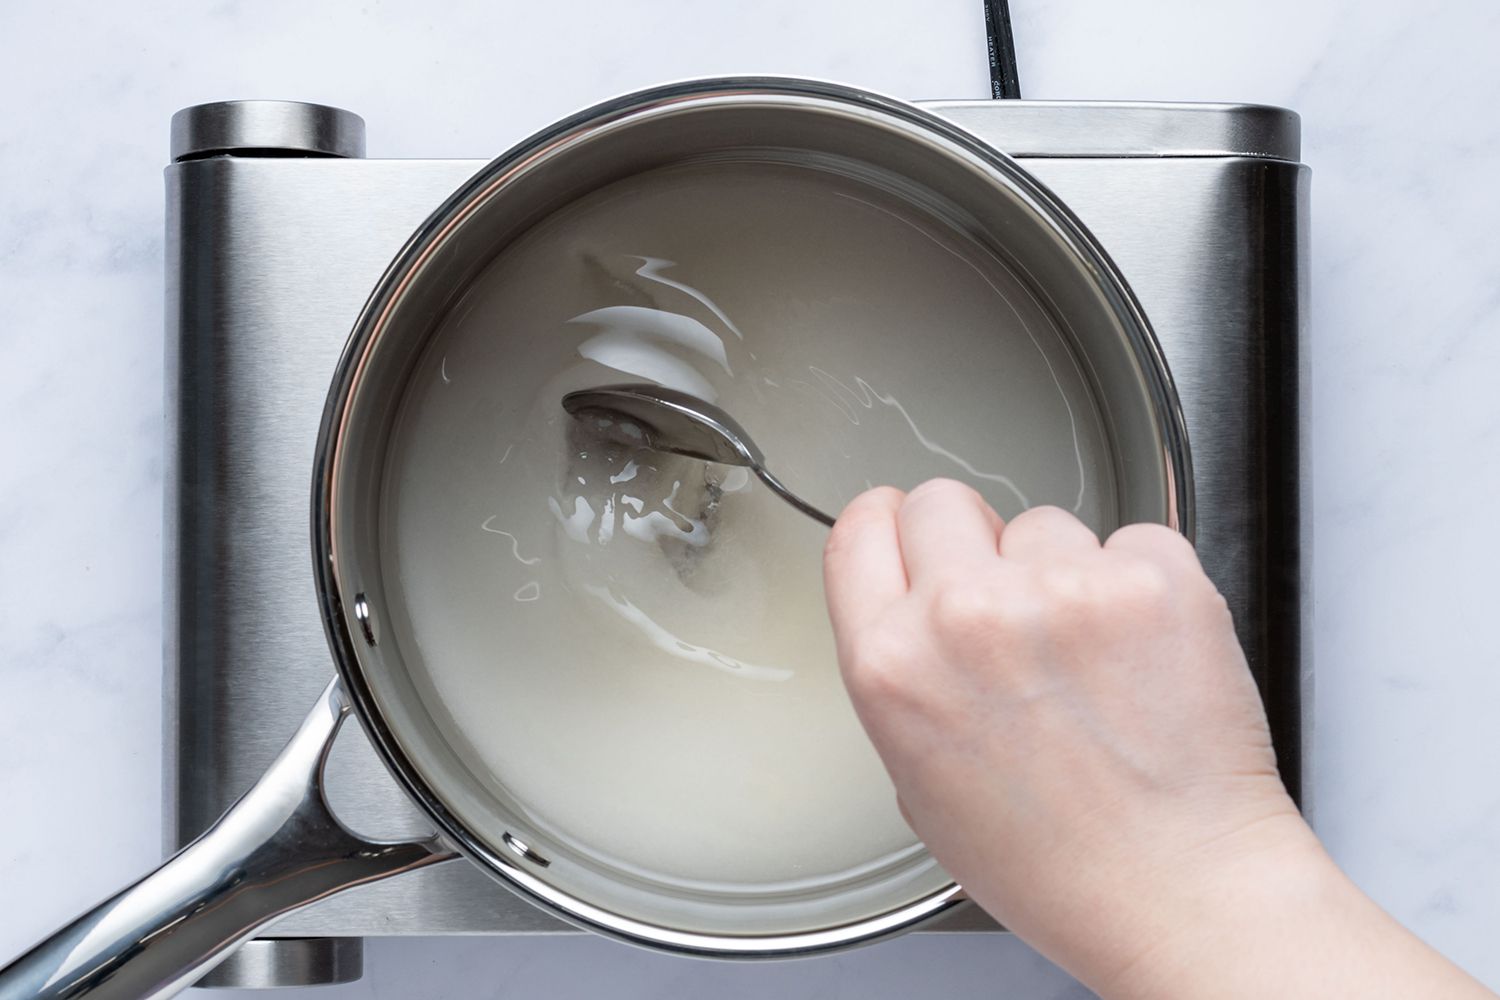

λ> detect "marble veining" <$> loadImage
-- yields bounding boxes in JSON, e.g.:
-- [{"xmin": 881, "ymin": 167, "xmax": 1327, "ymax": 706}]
[{"xmin": 2, "ymin": 0, "xmax": 1499, "ymax": 996}]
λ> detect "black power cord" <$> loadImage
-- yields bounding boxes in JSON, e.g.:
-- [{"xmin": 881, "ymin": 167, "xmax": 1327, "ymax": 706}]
[{"xmin": 983, "ymin": 0, "xmax": 1022, "ymax": 99}]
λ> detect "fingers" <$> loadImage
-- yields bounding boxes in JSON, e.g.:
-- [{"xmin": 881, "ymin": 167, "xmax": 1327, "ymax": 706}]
[
  {"xmin": 824, "ymin": 487, "xmax": 909, "ymax": 636},
  {"xmin": 896, "ymin": 479, "xmax": 1003, "ymax": 585},
  {"xmin": 998, "ymin": 505, "xmax": 1101, "ymax": 563}
]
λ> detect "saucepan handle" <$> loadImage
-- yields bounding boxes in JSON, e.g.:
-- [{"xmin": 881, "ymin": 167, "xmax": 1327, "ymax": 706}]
[{"xmin": 0, "ymin": 679, "xmax": 455, "ymax": 1000}]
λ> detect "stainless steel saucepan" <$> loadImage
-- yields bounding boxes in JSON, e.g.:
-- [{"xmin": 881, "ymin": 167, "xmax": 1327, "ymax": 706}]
[{"xmin": 0, "ymin": 78, "xmax": 1192, "ymax": 1000}]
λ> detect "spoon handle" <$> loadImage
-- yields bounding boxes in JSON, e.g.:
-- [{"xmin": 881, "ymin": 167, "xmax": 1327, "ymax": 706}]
[{"xmin": 752, "ymin": 466, "xmax": 836, "ymax": 528}]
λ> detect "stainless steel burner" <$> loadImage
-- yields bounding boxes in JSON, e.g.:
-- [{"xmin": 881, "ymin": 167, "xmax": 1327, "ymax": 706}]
[{"xmin": 163, "ymin": 98, "xmax": 1307, "ymax": 988}]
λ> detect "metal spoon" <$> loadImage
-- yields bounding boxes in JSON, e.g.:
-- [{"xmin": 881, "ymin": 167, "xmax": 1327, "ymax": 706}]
[{"xmin": 561, "ymin": 383, "xmax": 836, "ymax": 527}]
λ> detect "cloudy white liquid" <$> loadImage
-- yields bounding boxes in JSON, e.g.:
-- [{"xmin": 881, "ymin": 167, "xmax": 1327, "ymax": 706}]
[{"xmin": 381, "ymin": 158, "xmax": 1115, "ymax": 891}]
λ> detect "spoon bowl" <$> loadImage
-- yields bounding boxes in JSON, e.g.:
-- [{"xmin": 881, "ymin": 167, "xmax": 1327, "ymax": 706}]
[{"xmin": 561, "ymin": 383, "xmax": 835, "ymax": 526}]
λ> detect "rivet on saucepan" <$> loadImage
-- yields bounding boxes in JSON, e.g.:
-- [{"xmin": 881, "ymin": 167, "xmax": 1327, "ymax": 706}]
[
  {"xmin": 502, "ymin": 831, "xmax": 551, "ymax": 868},
  {"xmin": 353, "ymin": 592, "xmax": 377, "ymax": 647}
]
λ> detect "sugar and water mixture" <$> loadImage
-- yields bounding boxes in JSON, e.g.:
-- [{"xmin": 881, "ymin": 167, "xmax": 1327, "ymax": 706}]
[{"xmin": 382, "ymin": 157, "xmax": 1116, "ymax": 891}]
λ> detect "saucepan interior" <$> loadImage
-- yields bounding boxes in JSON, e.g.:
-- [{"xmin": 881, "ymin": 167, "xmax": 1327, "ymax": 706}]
[{"xmin": 315, "ymin": 79, "xmax": 1191, "ymax": 954}]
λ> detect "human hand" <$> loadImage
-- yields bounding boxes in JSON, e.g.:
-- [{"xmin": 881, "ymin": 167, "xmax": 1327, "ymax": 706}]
[{"xmin": 822, "ymin": 480, "xmax": 1311, "ymax": 994}]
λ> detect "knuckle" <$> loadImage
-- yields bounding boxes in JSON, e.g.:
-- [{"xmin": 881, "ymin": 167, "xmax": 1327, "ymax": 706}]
[
  {"xmin": 1109, "ymin": 556, "xmax": 1175, "ymax": 611},
  {"xmin": 927, "ymin": 578, "xmax": 1047, "ymax": 656},
  {"xmin": 845, "ymin": 629, "xmax": 919, "ymax": 706},
  {"xmin": 825, "ymin": 491, "xmax": 900, "ymax": 562},
  {"xmin": 1003, "ymin": 507, "xmax": 1102, "ymax": 560},
  {"xmin": 1104, "ymin": 523, "xmax": 1227, "ymax": 613},
  {"xmin": 852, "ymin": 485, "xmax": 907, "ymax": 512},
  {"xmin": 835, "ymin": 487, "xmax": 902, "ymax": 527},
  {"xmin": 1010, "ymin": 504, "xmax": 1078, "ymax": 532},
  {"xmin": 1107, "ymin": 521, "xmax": 1194, "ymax": 558},
  {"xmin": 1036, "ymin": 563, "xmax": 1092, "ymax": 608},
  {"xmin": 904, "ymin": 477, "xmax": 981, "ymax": 508},
  {"xmin": 928, "ymin": 580, "xmax": 1002, "ymax": 639}
]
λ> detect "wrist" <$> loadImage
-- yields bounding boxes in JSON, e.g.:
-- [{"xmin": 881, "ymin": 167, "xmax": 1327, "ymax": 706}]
[
  {"xmin": 1086, "ymin": 809, "xmax": 1332, "ymax": 995},
  {"xmin": 1094, "ymin": 811, "xmax": 1399, "ymax": 1000}
]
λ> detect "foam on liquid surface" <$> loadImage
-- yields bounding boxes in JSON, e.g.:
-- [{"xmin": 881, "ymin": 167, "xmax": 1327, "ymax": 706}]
[{"xmin": 382, "ymin": 158, "xmax": 1116, "ymax": 891}]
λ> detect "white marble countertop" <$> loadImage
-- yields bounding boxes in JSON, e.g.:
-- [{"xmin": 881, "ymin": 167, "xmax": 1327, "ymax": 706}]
[{"xmin": 3, "ymin": 0, "xmax": 1498, "ymax": 996}]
